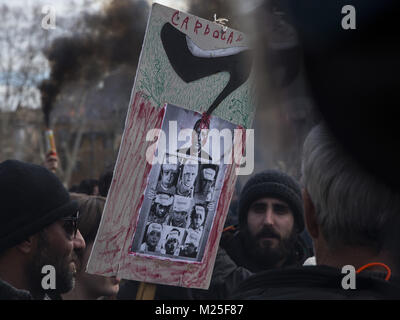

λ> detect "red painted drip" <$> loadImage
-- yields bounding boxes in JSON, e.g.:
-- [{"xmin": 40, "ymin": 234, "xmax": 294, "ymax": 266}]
[
  {"xmin": 100, "ymin": 249, "xmax": 121, "ymax": 256},
  {"xmin": 238, "ymin": 125, "xmax": 246, "ymax": 156},
  {"xmin": 122, "ymin": 106, "xmax": 165, "ymax": 252},
  {"xmin": 97, "ymin": 100, "xmax": 240, "ymax": 287},
  {"xmin": 112, "ymin": 100, "xmax": 165, "ymax": 272},
  {"xmin": 199, "ymin": 112, "xmax": 211, "ymax": 129},
  {"xmin": 102, "ymin": 268, "xmax": 115, "ymax": 274}
]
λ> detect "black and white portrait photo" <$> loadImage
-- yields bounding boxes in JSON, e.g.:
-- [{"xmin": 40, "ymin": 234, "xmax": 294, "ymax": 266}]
[
  {"xmin": 179, "ymin": 230, "xmax": 201, "ymax": 258},
  {"xmin": 194, "ymin": 164, "xmax": 218, "ymax": 203},
  {"xmin": 147, "ymin": 193, "xmax": 173, "ymax": 224},
  {"xmin": 155, "ymin": 162, "xmax": 179, "ymax": 195},
  {"xmin": 187, "ymin": 204, "xmax": 207, "ymax": 234},
  {"xmin": 130, "ymin": 104, "xmax": 236, "ymax": 262},
  {"xmin": 175, "ymin": 161, "xmax": 198, "ymax": 198},
  {"xmin": 139, "ymin": 223, "xmax": 163, "ymax": 254},
  {"xmin": 160, "ymin": 227, "xmax": 183, "ymax": 256},
  {"xmin": 166, "ymin": 195, "xmax": 191, "ymax": 228}
]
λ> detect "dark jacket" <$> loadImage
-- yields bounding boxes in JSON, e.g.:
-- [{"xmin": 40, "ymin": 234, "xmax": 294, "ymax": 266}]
[
  {"xmin": 191, "ymin": 246, "xmax": 253, "ymax": 300},
  {"xmin": 220, "ymin": 227, "xmax": 309, "ymax": 272},
  {"xmin": 0, "ymin": 279, "xmax": 32, "ymax": 300},
  {"xmin": 191, "ymin": 227, "xmax": 310, "ymax": 299},
  {"xmin": 232, "ymin": 265, "xmax": 400, "ymax": 300}
]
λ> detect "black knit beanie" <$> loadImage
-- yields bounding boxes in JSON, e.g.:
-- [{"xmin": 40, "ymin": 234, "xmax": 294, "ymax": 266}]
[
  {"xmin": 0, "ymin": 160, "xmax": 78, "ymax": 253},
  {"xmin": 238, "ymin": 169, "xmax": 304, "ymax": 233}
]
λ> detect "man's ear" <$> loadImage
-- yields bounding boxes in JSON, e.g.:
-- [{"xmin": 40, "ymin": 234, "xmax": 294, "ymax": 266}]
[
  {"xmin": 302, "ymin": 188, "xmax": 319, "ymax": 239},
  {"xmin": 16, "ymin": 235, "xmax": 37, "ymax": 254}
]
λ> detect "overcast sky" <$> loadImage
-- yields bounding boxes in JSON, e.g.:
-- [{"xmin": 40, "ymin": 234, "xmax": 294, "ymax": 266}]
[
  {"xmin": 0, "ymin": 0, "xmax": 189, "ymax": 15},
  {"xmin": 0, "ymin": 0, "xmax": 190, "ymax": 110}
]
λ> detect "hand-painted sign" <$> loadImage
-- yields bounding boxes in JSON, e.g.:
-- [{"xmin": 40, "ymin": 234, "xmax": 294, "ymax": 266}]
[{"xmin": 87, "ymin": 3, "xmax": 255, "ymax": 289}]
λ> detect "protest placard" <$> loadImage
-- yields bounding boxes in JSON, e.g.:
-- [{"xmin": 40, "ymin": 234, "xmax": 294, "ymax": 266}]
[{"xmin": 87, "ymin": 3, "xmax": 255, "ymax": 289}]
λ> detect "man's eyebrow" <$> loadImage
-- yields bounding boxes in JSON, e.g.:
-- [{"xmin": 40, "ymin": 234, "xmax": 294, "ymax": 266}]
[
  {"xmin": 251, "ymin": 201, "xmax": 266, "ymax": 206},
  {"xmin": 273, "ymin": 203, "xmax": 290, "ymax": 209}
]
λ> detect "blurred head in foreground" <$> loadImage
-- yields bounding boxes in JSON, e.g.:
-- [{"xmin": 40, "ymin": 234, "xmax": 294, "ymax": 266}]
[{"xmin": 62, "ymin": 195, "xmax": 120, "ymax": 300}]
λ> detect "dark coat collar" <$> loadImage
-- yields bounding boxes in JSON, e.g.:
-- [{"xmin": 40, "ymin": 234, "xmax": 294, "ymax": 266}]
[{"xmin": 0, "ymin": 278, "xmax": 33, "ymax": 300}]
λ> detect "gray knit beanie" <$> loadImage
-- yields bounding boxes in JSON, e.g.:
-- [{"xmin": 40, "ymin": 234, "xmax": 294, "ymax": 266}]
[{"xmin": 238, "ymin": 170, "xmax": 304, "ymax": 232}]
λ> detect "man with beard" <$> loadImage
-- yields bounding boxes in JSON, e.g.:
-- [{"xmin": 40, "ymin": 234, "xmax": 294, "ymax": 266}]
[
  {"xmin": 233, "ymin": 124, "xmax": 400, "ymax": 299},
  {"xmin": 0, "ymin": 160, "xmax": 86, "ymax": 300},
  {"xmin": 220, "ymin": 170, "xmax": 307, "ymax": 273},
  {"xmin": 191, "ymin": 170, "xmax": 309, "ymax": 299}
]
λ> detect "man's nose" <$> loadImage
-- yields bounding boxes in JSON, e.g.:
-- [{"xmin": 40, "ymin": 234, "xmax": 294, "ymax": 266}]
[
  {"xmin": 263, "ymin": 208, "xmax": 274, "ymax": 226},
  {"xmin": 73, "ymin": 229, "xmax": 86, "ymax": 250}
]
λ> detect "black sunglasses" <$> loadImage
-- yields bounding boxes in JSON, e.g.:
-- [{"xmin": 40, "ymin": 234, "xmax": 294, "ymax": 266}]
[{"xmin": 62, "ymin": 211, "xmax": 79, "ymax": 239}]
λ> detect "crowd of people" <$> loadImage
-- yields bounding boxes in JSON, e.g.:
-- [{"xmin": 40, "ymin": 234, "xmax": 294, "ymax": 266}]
[
  {"xmin": 1, "ymin": 122, "xmax": 400, "ymax": 300},
  {"xmin": 0, "ymin": 0, "xmax": 398, "ymax": 300}
]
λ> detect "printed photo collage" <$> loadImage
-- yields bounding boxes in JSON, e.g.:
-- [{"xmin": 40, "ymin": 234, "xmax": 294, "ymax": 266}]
[{"xmin": 138, "ymin": 152, "xmax": 219, "ymax": 260}]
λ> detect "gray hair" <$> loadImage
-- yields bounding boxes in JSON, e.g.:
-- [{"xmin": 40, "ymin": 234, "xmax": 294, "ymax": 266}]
[{"xmin": 301, "ymin": 124, "xmax": 400, "ymax": 251}]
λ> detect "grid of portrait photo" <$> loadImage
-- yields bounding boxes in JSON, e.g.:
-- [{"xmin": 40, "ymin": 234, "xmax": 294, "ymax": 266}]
[
  {"xmin": 132, "ymin": 152, "xmax": 221, "ymax": 262},
  {"xmin": 130, "ymin": 104, "xmax": 236, "ymax": 262}
]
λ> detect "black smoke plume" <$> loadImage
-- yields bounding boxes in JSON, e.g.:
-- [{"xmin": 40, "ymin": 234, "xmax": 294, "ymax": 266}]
[{"xmin": 40, "ymin": 0, "xmax": 148, "ymax": 127}]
